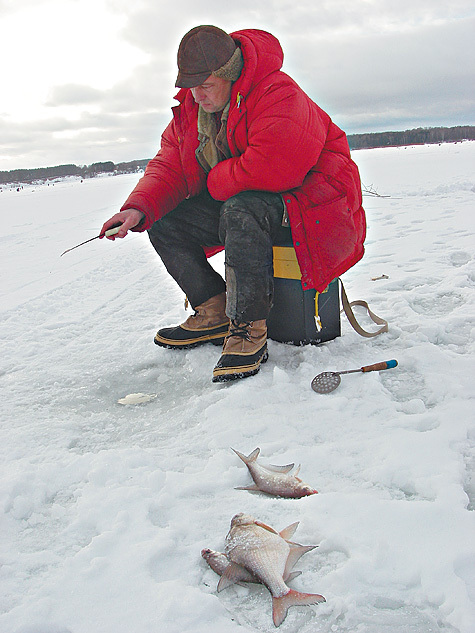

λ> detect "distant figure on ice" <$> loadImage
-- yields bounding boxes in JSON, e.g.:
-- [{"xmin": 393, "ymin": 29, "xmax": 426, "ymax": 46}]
[{"xmin": 101, "ymin": 25, "xmax": 366, "ymax": 383}]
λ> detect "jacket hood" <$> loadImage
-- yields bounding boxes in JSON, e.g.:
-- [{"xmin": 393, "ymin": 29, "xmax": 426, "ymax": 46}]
[{"xmin": 230, "ymin": 29, "xmax": 284, "ymax": 94}]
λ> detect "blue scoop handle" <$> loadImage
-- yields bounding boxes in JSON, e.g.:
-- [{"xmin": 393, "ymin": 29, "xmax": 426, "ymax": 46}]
[{"xmin": 361, "ymin": 360, "xmax": 398, "ymax": 373}]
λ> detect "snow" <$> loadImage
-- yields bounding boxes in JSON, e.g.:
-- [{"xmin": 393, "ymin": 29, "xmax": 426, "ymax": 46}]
[{"xmin": 1, "ymin": 141, "xmax": 474, "ymax": 633}]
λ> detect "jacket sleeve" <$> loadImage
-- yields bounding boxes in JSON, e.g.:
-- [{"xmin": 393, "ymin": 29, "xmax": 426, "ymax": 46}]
[
  {"xmin": 206, "ymin": 79, "xmax": 328, "ymax": 201},
  {"xmin": 120, "ymin": 118, "xmax": 189, "ymax": 229}
]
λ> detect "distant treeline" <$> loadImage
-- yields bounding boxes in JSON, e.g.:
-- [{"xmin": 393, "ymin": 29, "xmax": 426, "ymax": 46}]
[
  {"xmin": 1, "ymin": 126, "xmax": 474, "ymax": 185},
  {"xmin": 347, "ymin": 125, "xmax": 474, "ymax": 150},
  {"xmin": 0, "ymin": 159, "xmax": 150, "ymax": 185}
]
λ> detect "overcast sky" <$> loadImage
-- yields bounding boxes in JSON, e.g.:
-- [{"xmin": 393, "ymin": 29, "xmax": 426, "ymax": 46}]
[{"xmin": 1, "ymin": 0, "xmax": 474, "ymax": 171}]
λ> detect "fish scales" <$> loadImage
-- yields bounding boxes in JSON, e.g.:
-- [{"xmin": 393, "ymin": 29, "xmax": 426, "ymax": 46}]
[
  {"xmin": 201, "ymin": 546, "xmax": 306, "ymax": 585},
  {"xmin": 225, "ymin": 516, "xmax": 291, "ymax": 597}
]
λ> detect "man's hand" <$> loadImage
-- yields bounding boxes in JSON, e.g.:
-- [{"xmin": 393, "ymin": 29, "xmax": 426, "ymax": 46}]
[{"xmin": 100, "ymin": 209, "xmax": 145, "ymax": 239}]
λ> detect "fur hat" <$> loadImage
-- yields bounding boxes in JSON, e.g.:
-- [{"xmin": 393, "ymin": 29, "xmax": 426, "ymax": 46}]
[{"xmin": 176, "ymin": 25, "xmax": 241, "ymax": 88}]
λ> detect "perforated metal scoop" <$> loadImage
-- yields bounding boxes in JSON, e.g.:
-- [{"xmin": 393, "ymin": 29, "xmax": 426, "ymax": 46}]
[{"xmin": 311, "ymin": 360, "xmax": 398, "ymax": 394}]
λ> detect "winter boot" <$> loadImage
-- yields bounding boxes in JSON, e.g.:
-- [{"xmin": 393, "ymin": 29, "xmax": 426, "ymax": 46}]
[
  {"xmin": 154, "ymin": 292, "xmax": 229, "ymax": 349},
  {"xmin": 212, "ymin": 319, "xmax": 268, "ymax": 382}
]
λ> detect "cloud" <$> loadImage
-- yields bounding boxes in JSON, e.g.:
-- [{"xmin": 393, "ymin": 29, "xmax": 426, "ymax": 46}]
[
  {"xmin": 284, "ymin": 13, "xmax": 475, "ymax": 132},
  {"xmin": 1, "ymin": 0, "xmax": 474, "ymax": 170},
  {"xmin": 0, "ymin": 110, "xmax": 170, "ymax": 170},
  {"xmin": 45, "ymin": 84, "xmax": 104, "ymax": 106},
  {"xmin": 101, "ymin": 3, "xmax": 475, "ymax": 134}
]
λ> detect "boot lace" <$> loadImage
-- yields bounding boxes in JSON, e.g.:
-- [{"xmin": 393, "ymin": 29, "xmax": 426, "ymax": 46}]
[{"xmin": 228, "ymin": 319, "xmax": 252, "ymax": 342}]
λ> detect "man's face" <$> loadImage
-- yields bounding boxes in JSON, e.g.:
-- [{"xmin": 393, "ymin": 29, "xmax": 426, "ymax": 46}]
[{"xmin": 190, "ymin": 75, "xmax": 232, "ymax": 113}]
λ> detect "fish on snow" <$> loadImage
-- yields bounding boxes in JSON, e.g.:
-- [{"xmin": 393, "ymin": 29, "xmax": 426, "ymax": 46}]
[
  {"xmin": 218, "ymin": 513, "xmax": 325, "ymax": 627},
  {"xmin": 232, "ymin": 447, "xmax": 318, "ymax": 498},
  {"xmin": 202, "ymin": 520, "xmax": 315, "ymax": 585}
]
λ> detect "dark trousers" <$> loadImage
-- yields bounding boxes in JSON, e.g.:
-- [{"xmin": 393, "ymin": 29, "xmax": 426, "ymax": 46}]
[{"xmin": 148, "ymin": 190, "xmax": 290, "ymax": 322}]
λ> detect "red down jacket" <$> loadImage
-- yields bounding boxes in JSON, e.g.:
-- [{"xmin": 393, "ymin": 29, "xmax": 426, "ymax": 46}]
[{"xmin": 121, "ymin": 28, "xmax": 366, "ymax": 293}]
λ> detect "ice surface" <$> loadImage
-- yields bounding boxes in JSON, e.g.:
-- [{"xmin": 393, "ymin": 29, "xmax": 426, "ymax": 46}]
[{"xmin": 1, "ymin": 143, "xmax": 474, "ymax": 632}]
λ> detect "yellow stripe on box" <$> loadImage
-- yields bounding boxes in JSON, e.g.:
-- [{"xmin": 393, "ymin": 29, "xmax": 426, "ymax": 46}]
[{"xmin": 273, "ymin": 246, "xmax": 302, "ymax": 280}]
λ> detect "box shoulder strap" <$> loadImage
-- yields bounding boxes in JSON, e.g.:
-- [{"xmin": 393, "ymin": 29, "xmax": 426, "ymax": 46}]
[{"xmin": 340, "ymin": 280, "xmax": 389, "ymax": 338}]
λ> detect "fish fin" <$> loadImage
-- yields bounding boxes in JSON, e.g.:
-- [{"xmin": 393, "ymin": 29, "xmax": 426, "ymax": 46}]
[
  {"xmin": 294, "ymin": 465, "xmax": 301, "ymax": 477},
  {"xmin": 235, "ymin": 484, "xmax": 260, "ymax": 491},
  {"xmin": 284, "ymin": 544, "xmax": 317, "ymax": 578},
  {"xmin": 254, "ymin": 520, "xmax": 279, "ymax": 534},
  {"xmin": 272, "ymin": 590, "xmax": 326, "ymax": 627},
  {"xmin": 284, "ymin": 570, "xmax": 302, "ymax": 582},
  {"xmin": 266, "ymin": 463, "xmax": 295, "ymax": 473},
  {"xmin": 231, "ymin": 447, "xmax": 260, "ymax": 464},
  {"xmin": 279, "ymin": 521, "xmax": 299, "ymax": 541},
  {"xmin": 217, "ymin": 575, "xmax": 234, "ymax": 592},
  {"xmin": 217, "ymin": 562, "xmax": 248, "ymax": 592}
]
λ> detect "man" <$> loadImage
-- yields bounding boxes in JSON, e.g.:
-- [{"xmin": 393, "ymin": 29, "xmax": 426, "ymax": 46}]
[{"xmin": 101, "ymin": 25, "xmax": 366, "ymax": 383}]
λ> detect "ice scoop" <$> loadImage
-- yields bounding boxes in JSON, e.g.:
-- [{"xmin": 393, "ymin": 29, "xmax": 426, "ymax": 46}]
[{"xmin": 311, "ymin": 360, "xmax": 398, "ymax": 394}]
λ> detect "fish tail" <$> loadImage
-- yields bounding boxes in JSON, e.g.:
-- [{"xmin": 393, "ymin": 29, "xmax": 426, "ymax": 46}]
[
  {"xmin": 231, "ymin": 447, "xmax": 260, "ymax": 463},
  {"xmin": 272, "ymin": 589, "xmax": 326, "ymax": 627}
]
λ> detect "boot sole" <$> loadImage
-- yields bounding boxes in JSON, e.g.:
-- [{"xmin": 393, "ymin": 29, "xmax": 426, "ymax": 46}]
[
  {"xmin": 212, "ymin": 351, "xmax": 269, "ymax": 383},
  {"xmin": 154, "ymin": 333, "xmax": 226, "ymax": 349}
]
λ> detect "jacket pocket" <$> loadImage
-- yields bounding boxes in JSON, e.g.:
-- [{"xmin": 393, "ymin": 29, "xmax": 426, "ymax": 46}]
[{"xmin": 304, "ymin": 195, "xmax": 358, "ymax": 274}]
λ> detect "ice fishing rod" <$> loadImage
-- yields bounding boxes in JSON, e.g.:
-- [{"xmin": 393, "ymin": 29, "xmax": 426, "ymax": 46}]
[{"xmin": 60, "ymin": 222, "xmax": 123, "ymax": 256}]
